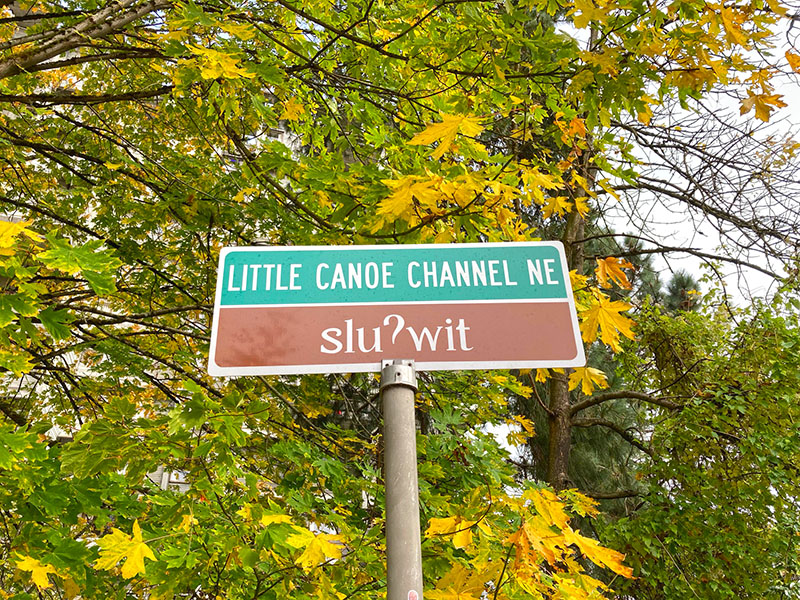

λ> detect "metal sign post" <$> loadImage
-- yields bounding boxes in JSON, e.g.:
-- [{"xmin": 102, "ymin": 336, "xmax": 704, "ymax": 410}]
[{"xmin": 380, "ymin": 359, "xmax": 423, "ymax": 600}]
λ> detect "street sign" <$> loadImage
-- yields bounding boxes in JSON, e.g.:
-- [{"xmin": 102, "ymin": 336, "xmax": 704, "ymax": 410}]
[{"xmin": 208, "ymin": 242, "xmax": 585, "ymax": 375}]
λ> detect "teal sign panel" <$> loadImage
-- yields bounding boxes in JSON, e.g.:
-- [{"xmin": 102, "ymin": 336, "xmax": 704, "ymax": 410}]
[{"xmin": 218, "ymin": 242, "xmax": 569, "ymax": 306}]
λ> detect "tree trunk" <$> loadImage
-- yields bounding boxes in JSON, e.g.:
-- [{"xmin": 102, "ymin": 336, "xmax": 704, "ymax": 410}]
[
  {"xmin": 547, "ymin": 369, "xmax": 572, "ymax": 490},
  {"xmin": 546, "ymin": 196, "xmax": 586, "ymax": 491}
]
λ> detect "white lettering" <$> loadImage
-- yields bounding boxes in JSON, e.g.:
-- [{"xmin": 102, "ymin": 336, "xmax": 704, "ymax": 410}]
[
  {"xmin": 544, "ymin": 259, "xmax": 559, "ymax": 284},
  {"xmin": 331, "ymin": 263, "xmax": 346, "ymax": 289},
  {"xmin": 316, "ymin": 263, "xmax": 329, "ymax": 290},
  {"xmin": 488, "ymin": 260, "xmax": 502, "ymax": 286},
  {"xmin": 456, "ymin": 318, "xmax": 473, "ymax": 351},
  {"xmin": 384, "ymin": 314, "xmax": 405, "ymax": 343},
  {"xmin": 365, "ymin": 262, "xmax": 379, "ymax": 289},
  {"xmin": 275, "ymin": 264, "xmax": 288, "ymax": 291},
  {"xmin": 440, "ymin": 262, "xmax": 455, "ymax": 287},
  {"xmin": 289, "ymin": 264, "xmax": 302, "ymax": 290},
  {"xmin": 382, "ymin": 262, "xmax": 395, "ymax": 289},
  {"xmin": 320, "ymin": 328, "xmax": 343, "ymax": 353},
  {"xmin": 320, "ymin": 314, "xmax": 472, "ymax": 354},
  {"xmin": 423, "ymin": 262, "xmax": 437, "ymax": 288},
  {"xmin": 471, "ymin": 261, "xmax": 487, "ymax": 286},
  {"xmin": 227, "ymin": 265, "xmax": 241, "ymax": 292},
  {"xmin": 357, "ymin": 327, "xmax": 382, "ymax": 353},
  {"xmin": 527, "ymin": 259, "xmax": 544, "ymax": 285},
  {"xmin": 408, "ymin": 262, "xmax": 421, "ymax": 288},
  {"xmin": 344, "ymin": 318, "xmax": 354, "ymax": 353},
  {"xmin": 348, "ymin": 263, "xmax": 362, "ymax": 289},
  {"xmin": 444, "ymin": 318, "xmax": 455, "ymax": 351},
  {"xmin": 406, "ymin": 325, "xmax": 443, "ymax": 351},
  {"xmin": 455, "ymin": 261, "xmax": 470, "ymax": 286},
  {"xmin": 249, "ymin": 264, "xmax": 261, "ymax": 290},
  {"xmin": 264, "ymin": 264, "xmax": 275, "ymax": 290},
  {"xmin": 502, "ymin": 260, "xmax": 518, "ymax": 286}
]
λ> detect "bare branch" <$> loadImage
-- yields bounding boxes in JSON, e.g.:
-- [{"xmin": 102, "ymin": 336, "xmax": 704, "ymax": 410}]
[
  {"xmin": 0, "ymin": 85, "xmax": 173, "ymax": 106},
  {"xmin": 584, "ymin": 489, "xmax": 641, "ymax": 500}
]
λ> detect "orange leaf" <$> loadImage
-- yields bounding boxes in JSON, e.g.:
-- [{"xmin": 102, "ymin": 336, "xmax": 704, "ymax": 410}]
[
  {"xmin": 786, "ymin": 51, "xmax": 800, "ymax": 73},
  {"xmin": 595, "ymin": 257, "xmax": 634, "ymax": 289},
  {"xmin": 740, "ymin": 92, "xmax": 788, "ymax": 122}
]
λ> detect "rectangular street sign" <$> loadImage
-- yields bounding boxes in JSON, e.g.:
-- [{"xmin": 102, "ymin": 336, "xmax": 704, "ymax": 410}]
[{"xmin": 208, "ymin": 242, "xmax": 585, "ymax": 375}]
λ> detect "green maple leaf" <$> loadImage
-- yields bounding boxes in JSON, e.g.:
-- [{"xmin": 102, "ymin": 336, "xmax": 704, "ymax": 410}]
[{"xmin": 37, "ymin": 236, "xmax": 121, "ymax": 294}]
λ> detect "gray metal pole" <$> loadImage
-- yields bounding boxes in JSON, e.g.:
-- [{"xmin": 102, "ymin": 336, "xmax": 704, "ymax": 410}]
[{"xmin": 380, "ymin": 359, "xmax": 423, "ymax": 600}]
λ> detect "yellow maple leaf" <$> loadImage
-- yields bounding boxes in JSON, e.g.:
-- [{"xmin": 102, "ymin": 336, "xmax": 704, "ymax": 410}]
[
  {"xmin": 285, "ymin": 529, "xmax": 344, "ymax": 571},
  {"xmin": 526, "ymin": 488, "xmax": 570, "ymax": 530},
  {"xmin": 569, "ymin": 269, "xmax": 589, "ymax": 293},
  {"xmin": 15, "ymin": 555, "xmax": 58, "ymax": 590},
  {"xmin": 571, "ymin": 0, "xmax": 607, "ymax": 28},
  {"xmin": 189, "ymin": 45, "xmax": 254, "ymax": 80},
  {"xmin": 511, "ymin": 414, "xmax": 536, "ymax": 437},
  {"xmin": 63, "ymin": 576, "xmax": 81, "ymax": 599},
  {"xmin": 568, "ymin": 367, "xmax": 609, "ymax": 395},
  {"xmin": 564, "ymin": 528, "xmax": 634, "ymax": 578},
  {"xmin": 440, "ymin": 172, "xmax": 483, "ymax": 207},
  {"xmin": 595, "ymin": 257, "xmax": 634, "ymax": 289},
  {"xmin": 560, "ymin": 488, "xmax": 599, "ymax": 517},
  {"xmin": 236, "ymin": 504, "xmax": 253, "ymax": 519},
  {"xmin": 596, "ymin": 178, "xmax": 620, "ymax": 201},
  {"xmin": 786, "ymin": 51, "xmax": 800, "ymax": 73},
  {"xmin": 739, "ymin": 92, "xmax": 787, "ymax": 122},
  {"xmin": 541, "ymin": 195, "xmax": 572, "ymax": 218},
  {"xmin": 408, "ymin": 114, "xmax": 484, "ymax": 159},
  {"xmin": 0, "ymin": 219, "xmax": 43, "ymax": 256},
  {"xmin": 579, "ymin": 291, "xmax": 635, "ymax": 352},
  {"xmin": 720, "ymin": 6, "xmax": 750, "ymax": 47},
  {"xmin": 425, "ymin": 516, "xmax": 477, "ymax": 549},
  {"xmin": 579, "ymin": 48, "xmax": 619, "ymax": 76},
  {"xmin": 426, "ymin": 564, "xmax": 488, "ymax": 600},
  {"xmin": 508, "ymin": 516, "xmax": 564, "ymax": 567},
  {"xmin": 574, "ymin": 196, "xmax": 590, "ymax": 217},
  {"xmin": 95, "ymin": 519, "xmax": 157, "ymax": 578},
  {"xmin": 280, "ymin": 97, "xmax": 305, "ymax": 121},
  {"xmin": 378, "ymin": 176, "xmax": 442, "ymax": 220},
  {"xmin": 219, "ymin": 22, "xmax": 256, "ymax": 40},
  {"xmin": 261, "ymin": 513, "xmax": 293, "ymax": 526},
  {"xmin": 179, "ymin": 514, "xmax": 198, "ymax": 533}
]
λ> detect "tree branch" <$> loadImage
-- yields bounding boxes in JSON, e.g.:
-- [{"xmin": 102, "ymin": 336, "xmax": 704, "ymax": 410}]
[
  {"xmin": 0, "ymin": 85, "xmax": 173, "ymax": 107},
  {"xmin": 0, "ymin": 400, "xmax": 27, "ymax": 427},
  {"xmin": 0, "ymin": 0, "xmax": 169, "ymax": 79},
  {"xmin": 571, "ymin": 417, "xmax": 652, "ymax": 455},
  {"xmin": 571, "ymin": 390, "xmax": 682, "ymax": 416},
  {"xmin": 583, "ymin": 489, "xmax": 641, "ymax": 500}
]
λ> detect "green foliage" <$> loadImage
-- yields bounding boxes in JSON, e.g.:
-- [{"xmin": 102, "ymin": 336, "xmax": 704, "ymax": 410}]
[{"xmin": 602, "ymin": 297, "xmax": 800, "ymax": 599}]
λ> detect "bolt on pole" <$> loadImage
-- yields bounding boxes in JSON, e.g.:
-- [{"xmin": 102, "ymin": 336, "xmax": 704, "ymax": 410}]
[{"xmin": 380, "ymin": 359, "xmax": 423, "ymax": 600}]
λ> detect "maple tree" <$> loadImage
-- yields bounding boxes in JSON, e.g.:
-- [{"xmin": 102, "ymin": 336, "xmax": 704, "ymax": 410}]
[{"xmin": 0, "ymin": 0, "xmax": 799, "ymax": 597}]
